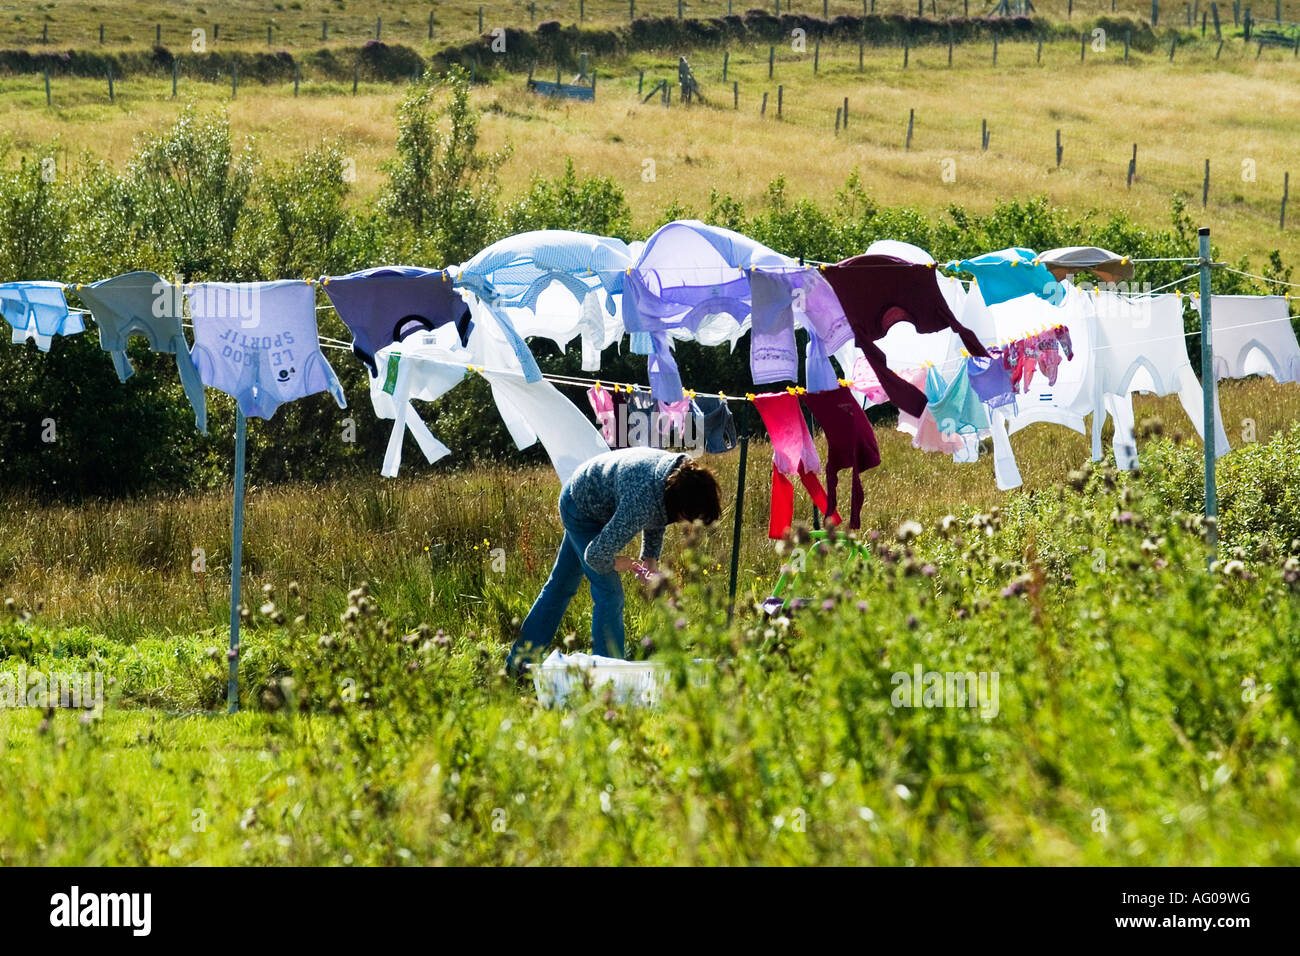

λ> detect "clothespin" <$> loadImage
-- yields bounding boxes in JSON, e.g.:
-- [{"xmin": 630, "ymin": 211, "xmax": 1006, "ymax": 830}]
[
  {"xmin": 718, "ymin": 391, "xmax": 727, "ymax": 400},
  {"xmin": 686, "ymin": 389, "xmax": 696, "ymax": 399},
  {"xmin": 322, "ymin": 276, "xmax": 331, "ymax": 286},
  {"xmin": 960, "ymin": 348, "xmax": 969, "ymax": 358},
  {"xmin": 818, "ymin": 264, "xmax": 826, "ymax": 272},
  {"xmin": 927, "ymin": 262, "xmax": 936, "ymax": 270},
  {"xmin": 595, "ymin": 380, "xmax": 603, "ymax": 391},
  {"xmin": 745, "ymin": 392, "xmax": 756, "ymax": 402},
  {"xmin": 1120, "ymin": 256, "xmax": 1130, "ymax": 264},
  {"xmin": 1010, "ymin": 259, "xmax": 1018, "ymax": 267},
  {"xmin": 785, "ymin": 386, "xmax": 796, "ymax": 395},
  {"xmin": 796, "ymin": 386, "xmax": 806, "ymax": 395}
]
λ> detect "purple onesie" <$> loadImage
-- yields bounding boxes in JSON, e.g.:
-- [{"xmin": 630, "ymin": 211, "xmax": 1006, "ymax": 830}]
[{"xmin": 321, "ymin": 266, "xmax": 471, "ymax": 376}]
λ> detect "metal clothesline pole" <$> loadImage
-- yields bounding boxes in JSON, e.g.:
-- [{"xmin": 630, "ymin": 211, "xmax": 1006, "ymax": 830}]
[
  {"xmin": 1197, "ymin": 228, "xmax": 1219, "ymax": 561},
  {"xmin": 227, "ymin": 409, "xmax": 248, "ymax": 714},
  {"xmin": 726, "ymin": 403, "xmax": 750, "ymax": 626}
]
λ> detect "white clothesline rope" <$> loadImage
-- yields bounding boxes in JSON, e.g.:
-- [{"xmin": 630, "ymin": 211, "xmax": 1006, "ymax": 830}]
[{"xmin": 1218, "ymin": 265, "xmax": 1300, "ymax": 290}]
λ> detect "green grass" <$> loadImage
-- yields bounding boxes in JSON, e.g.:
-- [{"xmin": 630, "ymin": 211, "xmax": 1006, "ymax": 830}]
[
  {"xmin": 2, "ymin": 383, "xmax": 1300, "ymax": 864},
  {"xmin": 4, "ymin": 417, "xmax": 1300, "ymax": 864}
]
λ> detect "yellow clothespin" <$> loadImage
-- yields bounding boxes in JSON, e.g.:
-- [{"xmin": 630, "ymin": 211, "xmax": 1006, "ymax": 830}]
[
  {"xmin": 818, "ymin": 264, "xmax": 826, "ymax": 271},
  {"xmin": 745, "ymin": 392, "xmax": 756, "ymax": 402},
  {"xmin": 1121, "ymin": 256, "xmax": 1130, "ymax": 264},
  {"xmin": 1010, "ymin": 259, "xmax": 1018, "ymax": 267},
  {"xmin": 595, "ymin": 380, "xmax": 603, "ymax": 391},
  {"xmin": 960, "ymin": 348, "xmax": 969, "ymax": 358},
  {"xmin": 718, "ymin": 391, "xmax": 727, "ymax": 400}
]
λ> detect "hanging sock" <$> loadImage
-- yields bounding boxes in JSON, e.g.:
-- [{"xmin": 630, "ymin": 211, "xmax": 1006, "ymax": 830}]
[
  {"xmin": 800, "ymin": 385, "xmax": 881, "ymax": 529},
  {"xmin": 1035, "ymin": 331, "xmax": 1063, "ymax": 385},
  {"xmin": 752, "ymin": 391, "xmax": 839, "ymax": 538}
]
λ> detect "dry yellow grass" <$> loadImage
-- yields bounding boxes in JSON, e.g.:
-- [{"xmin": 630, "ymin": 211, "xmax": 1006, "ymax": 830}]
[
  {"xmin": 1, "ymin": 376, "xmax": 1294, "ymax": 637},
  {"xmin": 3, "ymin": 35, "xmax": 1298, "ymax": 263}
]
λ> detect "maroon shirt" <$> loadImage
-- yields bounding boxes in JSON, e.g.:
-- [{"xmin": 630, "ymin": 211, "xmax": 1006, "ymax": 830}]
[{"xmin": 822, "ymin": 255, "xmax": 989, "ymax": 417}]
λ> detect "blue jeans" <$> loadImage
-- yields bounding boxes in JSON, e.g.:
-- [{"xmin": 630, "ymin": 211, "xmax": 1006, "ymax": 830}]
[{"xmin": 507, "ymin": 491, "xmax": 626, "ymax": 671}]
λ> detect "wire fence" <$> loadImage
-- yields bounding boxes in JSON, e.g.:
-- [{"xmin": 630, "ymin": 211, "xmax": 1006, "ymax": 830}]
[{"xmin": 0, "ymin": 0, "xmax": 1293, "ymax": 50}]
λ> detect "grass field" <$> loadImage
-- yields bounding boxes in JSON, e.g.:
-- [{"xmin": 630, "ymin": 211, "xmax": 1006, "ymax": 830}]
[
  {"xmin": 3, "ymin": 33, "xmax": 1299, "ymax": 266},
  {"xmin": 2, "ymin": 1, "xmax": 1291, "ymax": 51},
  {"xmin": 3, "ymin": 385, "xmax": 1300, "ymax": 864},
  {"xmin": 4, "ymin": 1, "xmax": 1300, "ymax": 867},
  {"xmin": 0, "ymin": 377, "xmax": 1294, "ymax": 646}
]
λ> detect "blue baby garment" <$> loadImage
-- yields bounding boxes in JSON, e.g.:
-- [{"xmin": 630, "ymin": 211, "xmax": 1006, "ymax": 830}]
[
  {"xmin": 76, "ymin": 271, "xmax": 207, "ymax": 433},
  {"xmin": 0, "ymin": 281, "xmax": 83, "ymax": 350},
  {"xmin": 187, "ymin": 280, "xmax": 347, "ymax": 420},
  {"xmin": 948, "ymin": 248, "xmax": 1063, "ymax": 306}
]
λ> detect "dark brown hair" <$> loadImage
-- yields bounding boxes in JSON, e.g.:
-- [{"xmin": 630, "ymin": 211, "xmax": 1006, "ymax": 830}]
[{"xmin": 664, "ymin": 458, "xmax": 722, "ymax": 525}]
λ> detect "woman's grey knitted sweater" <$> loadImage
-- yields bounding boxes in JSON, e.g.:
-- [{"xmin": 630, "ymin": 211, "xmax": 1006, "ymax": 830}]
[{"xmin": 562, "ymin": 448, "xmax": 687, "ymax": 574}]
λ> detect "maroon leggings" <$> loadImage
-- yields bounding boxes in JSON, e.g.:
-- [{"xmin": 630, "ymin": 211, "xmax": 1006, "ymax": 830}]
[{"xmin": 801, "ymin": 385, "xmax": 881, "ymax": 530}]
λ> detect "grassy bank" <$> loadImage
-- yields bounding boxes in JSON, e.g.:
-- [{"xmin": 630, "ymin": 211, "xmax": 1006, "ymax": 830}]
[{"xmin": 3, "ymin": 411, "xmax": 1300, "ymax": 864}]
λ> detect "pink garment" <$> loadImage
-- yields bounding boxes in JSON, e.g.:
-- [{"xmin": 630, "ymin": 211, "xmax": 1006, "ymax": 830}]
[
  {"xmin": 657, "ymin": 398, "xmax": 691, "ymax": 437},
  {"xmin": 1035, "ymin": 332, "xmax": 1062, "ymax": 386},
  {"xmin": 850, "ymin": 355, "xmax": 890, "ymax": 405},
  {"xmin": 587, "ymin": 385, "xmax": 617, "ymax": 444},
  {"xmin": 894, "ymin": 367, "xmax": 964, "ymax": 454},
  {"xmin": 911, "ymin": 406, "xmax": 965, "ymax": 454},
  {"xmin": 752, "ymin": 391, "xmax": 839, "ymax": 538}
]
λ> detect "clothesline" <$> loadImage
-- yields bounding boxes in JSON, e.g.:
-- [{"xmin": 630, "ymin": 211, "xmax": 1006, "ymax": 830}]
[
  {"xmin": 1218, "ymin": 265, "xmax": 1300, "ymax": 290},
  {"xmin": 434, "ymin": 305, "xmax": 1300, "ymax": 404},
  {"xmin": 186, "ymin": 285, "xmax": 1288, "ymax": 387}
]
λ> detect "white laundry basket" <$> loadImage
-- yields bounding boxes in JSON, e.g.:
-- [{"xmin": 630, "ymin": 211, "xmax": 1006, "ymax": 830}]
[{"xmin": 532, "ymin": 651, "xmax": 665, "ymax": 709}]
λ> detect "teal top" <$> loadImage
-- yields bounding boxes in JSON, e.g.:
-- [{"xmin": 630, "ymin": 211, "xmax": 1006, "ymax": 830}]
[{"xmin": 928, "ymin": 363, "xmax": 990, "ymax": 435}]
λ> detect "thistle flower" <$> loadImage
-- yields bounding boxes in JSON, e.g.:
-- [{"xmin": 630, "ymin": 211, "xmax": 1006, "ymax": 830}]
[
  {"xmin": 1222, "ymin": 560, "xmax": 1249, "ymax": 579},
  {"xmin": 896, "ymin": 520, "xmax": 923, "ymax": 542}
]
